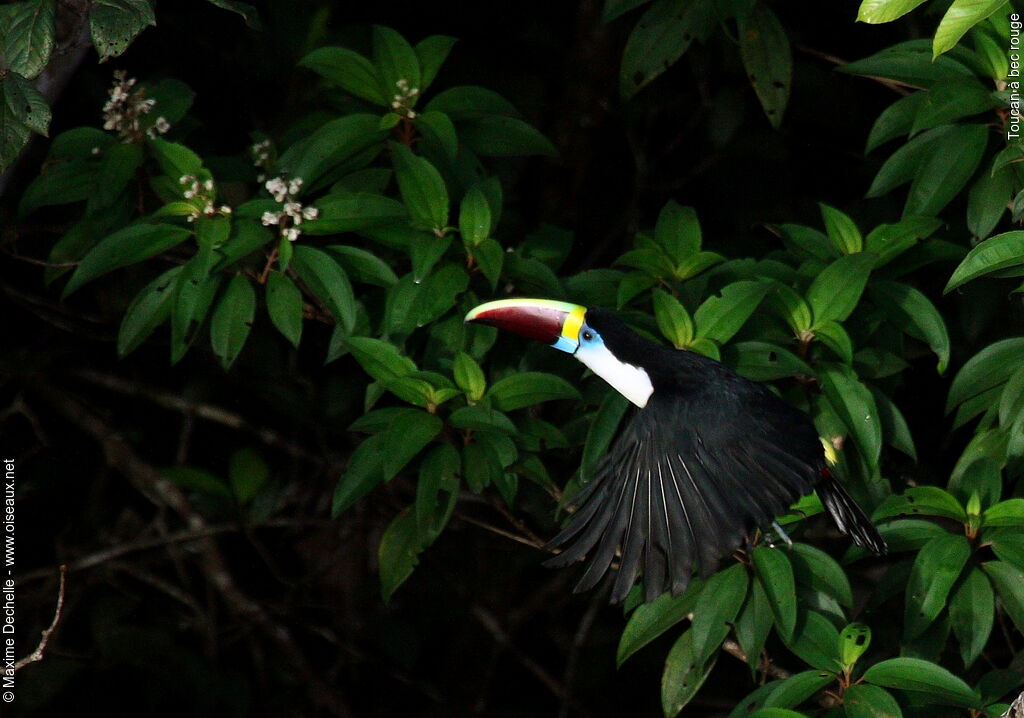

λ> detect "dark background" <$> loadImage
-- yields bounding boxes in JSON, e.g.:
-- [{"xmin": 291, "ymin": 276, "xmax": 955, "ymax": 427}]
[{"xmin": 1, "ymin": 1, "xmax": 977, "ymax": 716}]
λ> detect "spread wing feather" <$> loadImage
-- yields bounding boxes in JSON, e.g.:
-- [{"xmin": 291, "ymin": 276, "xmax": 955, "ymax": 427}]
[{"xmin": 545, "ymin": 392, "xmax": 822, "ymax": 603}]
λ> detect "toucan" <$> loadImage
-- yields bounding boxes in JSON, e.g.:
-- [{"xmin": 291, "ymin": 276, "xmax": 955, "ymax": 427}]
[{"xmin": 465, "ymin": 298, "xmax": 887, "ymax": 603}]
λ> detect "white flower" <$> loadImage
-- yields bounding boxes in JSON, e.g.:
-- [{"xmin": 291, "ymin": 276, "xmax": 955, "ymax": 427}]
[
  {"xmin": 284, "ymin": 227, "xmax": 301, "ymax": 241},
  {"xmin": 261, "ymin": 211, "xmax": 281, "ymax": 226},
  {"xmin": 302, "ymin": 206, "xmax": 319, "ymax": 221},
  {"xmin": 287, "ymin": 177, "xmax": 303, "ymax": 195}
]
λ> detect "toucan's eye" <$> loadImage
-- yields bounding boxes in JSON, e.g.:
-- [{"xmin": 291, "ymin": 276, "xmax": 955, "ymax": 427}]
[{"xmin": 582, "ymin": 330, "xmax": 594, "ymax": 341}]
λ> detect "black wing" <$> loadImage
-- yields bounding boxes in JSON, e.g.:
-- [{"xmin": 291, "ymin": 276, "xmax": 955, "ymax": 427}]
[{"xmin": 544, "ymin": 388, "xmax": 822, "ymax": 604}]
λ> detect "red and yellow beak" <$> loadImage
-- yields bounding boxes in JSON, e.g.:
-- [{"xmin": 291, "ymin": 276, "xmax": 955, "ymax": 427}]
[{"xmin": 464, "ymin": 299, "xmax": 587, "ymax": 354}]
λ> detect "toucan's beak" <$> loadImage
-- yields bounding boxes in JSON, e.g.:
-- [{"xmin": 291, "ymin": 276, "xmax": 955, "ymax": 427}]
[{"xmin": 465, "ymin": 298, "xmax": 586, "ymax": 354}]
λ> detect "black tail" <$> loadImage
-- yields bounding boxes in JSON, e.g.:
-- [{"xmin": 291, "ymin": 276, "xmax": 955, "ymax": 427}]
[{"xmin": 816, "ymin": 470, "xmax": 887, "ymax": 554}]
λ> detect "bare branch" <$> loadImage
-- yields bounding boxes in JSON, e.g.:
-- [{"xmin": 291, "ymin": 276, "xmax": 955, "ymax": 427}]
[{"xmin": 15, "ymin": 566, "xmax": 67, "ymax": 672}]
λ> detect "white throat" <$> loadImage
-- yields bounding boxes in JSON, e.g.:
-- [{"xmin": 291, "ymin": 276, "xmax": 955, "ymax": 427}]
[{"xmin": 575, "ymin": 342, "xmax": 654, "ymax": 408}]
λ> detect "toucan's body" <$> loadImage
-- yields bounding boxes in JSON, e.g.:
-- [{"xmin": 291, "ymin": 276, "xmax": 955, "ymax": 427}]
[{"xmin": 466, "ymin": 300, "xmax": 886, "ymax": 603}]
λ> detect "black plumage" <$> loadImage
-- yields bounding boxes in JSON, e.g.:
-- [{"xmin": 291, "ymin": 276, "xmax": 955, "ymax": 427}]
[{"xmin": 544, "ymin": 309, "xmax": 886, "ymax": 604}]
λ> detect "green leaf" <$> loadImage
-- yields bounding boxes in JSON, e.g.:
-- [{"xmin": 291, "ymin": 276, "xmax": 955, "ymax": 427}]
[
  {"xmin": 414, "ymin": 35, "xmax": 456, "ymax": 92},
  {"xmin": 210, "ymin": 274, "xmax": 256, "ymax": 369},
  {"xmin": 90, "ymin": 0, "xmax": 156, "ymax": 59},
  {"xmin": 581, "ymin": 392, "xmax": 630, "ymax": 480},
  {"xmin": 63, "ymin": 224, "xmax": 192, "ymax": 297},
  {"xmin": 864, "ymin": 216, "xmax": 941, "ymax": 267},
  {"xmin": 472, "ymin": 238, "xmax": 504, "ymax": 289},
  {"xmin": 819, "ymin": 204, "xmax": 862, "ymax": 255},
  {"xmin": 459, "ymin": 116, "xmax": 558, "ymax": 157},
  {"xmin": 303, "ymin": 192, "xmax": 407, "ymax": 234},
  {"xmin": 857, "ymin": 0, "xmax": 928, "ymax": 23},
  {"xmin": 453, "ymin": 352, "xmax": 487, "ymax": 401},
  {"xmin": 205, "ymin": 0, "xmax": 261, "ymax": 29},
  {"xmin": 726, "ymin": 341, "xmax": 812, "ymax": 381},
  {"xmin": 653, "ymin": 289, "xmax": 695, "ymax": 348},
  {"xmin": 661, "ymin": 628, "xmax": 719, "ymax": 717},
  {"xmin": 690, "ymin": 563, "xmax": 748, "ymax": 664},
  {"xmin": 694, "ymin": 280, "xmax": 770, "ymax": 344},
  {"xmin": 768, "ymin": 283, "xmax": 813, "ymax": 334},
  {"xmin": 299, "ymin": 46, "xmax": 387, "ymax": 105},
  {"xmin": 866, "ymin": 93, "xmax": 926, "ymax": 153},
  {"xmin": 415, "ymin": 443, "xmax": 459, "ymax": 542},
  {"xmin": 228, "ymin": 448, "xmax": 268, "ymax": 505},
  {"xmin": 459, "ymin": 185, "xmax": 491, "ymax": 246},
  {"xmin": 4, "ymin": 0, "xmax": 55, "ymax": 78},
  {"xmin": 327, "ymin": 245, "xmax": 399, "ymax": 287},
  {"xmin": 866, "ymin": 125, "xmax": 954, "ymax": 199},
  {"xmin": 904, "ymin": 534, "xmax": 971, "ymax": 640},
  {"xmin": 784, "ymin": 610, "xmax": 842, "ymax": 672},
  {"xmin": 381, "ymin": 410, "xmax": 443, "ymax": 480},
  {"xmin": 265, "ymin": 271, "xmax": 303, "ymax": 347},
  {"xmin": 983, "ymin": 560, "xmax": 1024, "ymax": 634},
  {"xmin": 379, "ymin": 508, "xmax": 421, "ymax": 603},
  {"xmin": 735, "ymin": 578, "xmax": 774, "ymax": 671},
  {"xmin": 984, "ymin": 498, "xmax": 1024, "ymax": 527},
  {"xmin": 617, "ymin": 579, "xmax": 705, "ymax": 667},
  {"xmin": 291, "ymin": 245, "xmax": 356, "ymax": 333},
  {"xmin": 806, "ymin": 253, "xmax": 875, "ymax": 327},
  {"xmin": 619, "ymin": 0, "xmax": 715, "ymax": 98},
  {"xmin": 946, "ymin": 338, "xmax": 1024, "ymax": 412},
  {"xmin": 171, "ymin": 268, "xmax": 221, "ymax": 364},
  {"xmin": 347, "ymin": 337, "xmax": 417, "ymax": 384},
  {"xmin": 843, "ymin": 684, "xmax": 904, "ymax": 718},
  {"xmin": 117, "ymin": 266, "xmax": 182, "ymax": 357},
  {"xmin": 753, "ymin": 546, "xmax": 796, "ymax": 641},
  {"xmin": 840, "ymin": 40, "xmax": 975, "ymax": 87},
  {"xmin": 655, "ymin": 200, "xmax": 702, "ymax": 262},
  {"xmin": 791, "ymin": 543, "xmax": 853, "ymax": 608},
  {"xmin": 911, "ymin": 78, "xmax": 994, "ymax": 134},
  {"xmin": 332, "ymin": 434, "xmax": 387, "ymax": 516},
  {"xmin": 281, "ymin": 114, "xmax": 386, "ymax": 190},
  {"xmin": 934, "ymin": 0, "xmax": 1007, "ymax": 57},
  {"xmin": 862, "ymin": 657, "xmax": 982, "ymax": 707},
  {"xmin": 817, "ymin": 366, "xmax": 882, "ymax": 465},
  {"xmin": 949, "ymin": 567, "xmax": 994, "ymax": 668},
  {"xmin": 373, "ymin": 25, "xmax": 421, "ymax": 102},
  {"xmin": 739, "ymin": 2, "xmax": 792, "ymax": 128},
  {"xmin": 905, "ymin": 123, "xmax": 988, "ymax": 218},
  {"xmin": 873, "ymin": 486, "xmax": 966, "ymax": 522},
  {"xmin": 763, "ymin": 670, "xmax": 836, "ymax": 709},
  {"xmin": 148, "ymin": 138, "xmax": 203, "ymax": 181},
  {"xmin": 946, "ymin": 231, "xmax": 1024, "ymax": 292},
  {"xmin": 839, "ymin": 623, "xmax": 871, "ymax": 670},
  {"xmin": 448, "ymin": 406, "xmax": 517, "ymax": 434},
  {"xmin": 424, "ymin": 85, "xmax": 520, "ymax": 120},
  {"xmin": 18, "ymin": 159, "xmax": 97, "ymax": 216},
  {"xmin": 777, "ymin": 223, "xmax": 839, "ymax": 262},
  {"xmin": 968, "ymin": 167, "xmax": 1013, "ymax": 239},
  {"xmin": 870, "ymin": 280, "xmax": 950, "ymax": 373},
  {"xmin": 869, "ymin": 385, "xmax": 917, "ymax": 460},
  {"xmin": 813, "ymin": 321, "xmax": 853, "ymax": 365},
  {"xmin": 390, "ymin": 141, "xmax": 449, "ymax": 232},
  {"xmin": 487, "ymin": 372, "xmax": 581, "ymax": 411}
]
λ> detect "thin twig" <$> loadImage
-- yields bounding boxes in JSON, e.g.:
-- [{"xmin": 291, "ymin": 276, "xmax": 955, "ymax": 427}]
[
  {"xmin": 459, "ymin": 513, "xmax": 549, "ymax": 549},
  {"xmin": 470, "ymin": 604, "xmax": 592, "ymax": 717},
  {"xmin": 794, "ymin": 43, "xmax": 912, "ymax": 96},
  {"xmin": 557, "ymin": 581, "xmax": 608, "ymax": 718},
  {"xmin": 72, "ymin": 369, "xmax": 325, "ymax": 463},
  {"xmin": 15, "ymin": 566, "xmax": 67, "ymax": 672}
]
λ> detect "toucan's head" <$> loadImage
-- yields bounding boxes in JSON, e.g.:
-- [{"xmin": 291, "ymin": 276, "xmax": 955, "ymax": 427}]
[{"xmin": 465, "ymin": 298, "xmax": 655, "ymax": 408}]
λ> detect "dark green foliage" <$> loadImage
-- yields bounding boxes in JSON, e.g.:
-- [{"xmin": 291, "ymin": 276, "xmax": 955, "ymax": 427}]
[{"xmin": 7, "ymin": 2, "xmax": 1024, "ymax": 717}]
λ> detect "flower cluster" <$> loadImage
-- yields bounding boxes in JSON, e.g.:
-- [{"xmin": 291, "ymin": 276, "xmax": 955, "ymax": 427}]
[
  {"xmin": 250, "ymin": 139, "xmax": 272, "ymax": 182},
  {"xmin": 260, "ymin": 177, "xmax": 318, "ymax": 242},
  {"xmin": 102, "ymin": 70, "xmax": 171, "ymax": 142},
  {"xmin": 391, "ymin": 79, "xmax": 420, "ymax": 119},
  {"xmin": 179, "ymin": 174, "xmax": 231, "ymax": 222}
]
